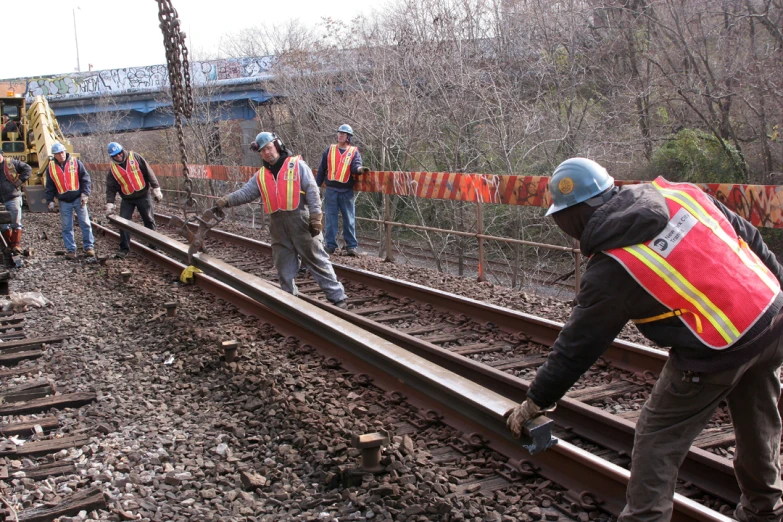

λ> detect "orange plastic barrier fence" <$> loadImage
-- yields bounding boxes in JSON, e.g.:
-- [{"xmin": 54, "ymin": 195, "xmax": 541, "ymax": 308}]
[{"xmin": 85, "ymin": 163, "xmax": 783, "ymax": 229}]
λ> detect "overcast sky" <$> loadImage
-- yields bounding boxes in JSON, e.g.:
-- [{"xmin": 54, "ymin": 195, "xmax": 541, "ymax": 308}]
[{"xmin": 4, "ymin": 0, "xmax": 384, "ymax": 79}]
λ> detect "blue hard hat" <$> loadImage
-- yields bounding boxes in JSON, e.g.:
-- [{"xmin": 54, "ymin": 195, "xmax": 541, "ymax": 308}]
[
  {"xmin": 51, "ymin": 142, "xmax": 66, "ymax": 154},
  {"xmin": 107, "ymin": 142, "xmax": 123, "ymax": 157},
  {"xmin": 546, "ymin": 158, "xmax": 614, "ymax": 216},
  {"xmin": 337, "ymin": 124, "xmax": 353, "ymax": 135},
  {"xmin": 253, "ymin": 132, "xmax": 276, "ymax": 150}
]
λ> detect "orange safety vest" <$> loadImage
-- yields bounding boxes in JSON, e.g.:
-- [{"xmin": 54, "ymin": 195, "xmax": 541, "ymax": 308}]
[
  {"xmin": 326, "ymin": 145, "xmax": 357, "ymax": 183},
  {"xmin": 256, "ymin": 156, "xmax": 303, "ymax": 214},
  {"xmin": 110, "ymin": 152, "xmax": 146, "ymax": 196},
  {"xmin": 48, "ymin": 157, "xmax": 80, "ymax": 194},
  {"xmin": 606, "ymin": 177, "xmax": 780, "ymax": 349},
  {"xmin": 3, "ymin": 161, "xmax": 18, "ymax": 185}
]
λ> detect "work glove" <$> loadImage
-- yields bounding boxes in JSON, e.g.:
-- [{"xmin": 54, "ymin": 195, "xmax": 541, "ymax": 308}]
[
  {"xmin": 13, "ymin": 178, "xmax": 22, "ymax": 188},
  {"xmin": 80, "ymin": 194, "xmax": 89, "ymax": 208},
  {"xmin": 152, "ymin": 187, "xmax": 163, "ymax": 202},
  {"xmin": 506, "ymin": 398, "xmax": 550, "ymax": 439},
  {"xmin": 309, "ymin": 213, "xmax": 323, "ymax": 237},
  {"xmin": 216, "ymin": 196, "xmax": 229, "ymax": 209},
  {"xmin": 106, "ymin": 203, "xmax": 115, "ymax": 215},
  {"xmin": 47, "ymin": 201, "xmax": 55, "ymax": 212},
  {"xmin": 358, "ymin": 167, "xmax": 371, "ymax": 175}
]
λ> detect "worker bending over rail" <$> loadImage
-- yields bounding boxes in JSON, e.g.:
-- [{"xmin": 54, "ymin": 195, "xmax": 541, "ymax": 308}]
[
  {"xmin": 216, "ymin": 132, "xmax": 348, "ymax": 308},
  {"xmin": 507, "ymin": 158, "xmax": 783, "ymax": 522}
]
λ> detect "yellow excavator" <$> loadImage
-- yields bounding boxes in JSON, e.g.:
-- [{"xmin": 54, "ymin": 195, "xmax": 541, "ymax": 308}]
[{"xmin": 0, "ymin": 90, "xmax": 77, "ymax": 212}]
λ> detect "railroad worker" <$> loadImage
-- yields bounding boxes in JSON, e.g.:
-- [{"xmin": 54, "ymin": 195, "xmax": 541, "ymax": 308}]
[
  {"xmin": 216, "ymin": 132, "xmax": 348, "ymax": 308},
  {"xmin": 315, "ymin": 124, "xmax": 370, "ymax": 256},
  {"xmin": 45, "ymin": 142, "xmax": 95, "ymax": 259},
  {"xmin": 105, "ymin": 142, "xmax": 163, "ymax": 258},
  {"xmin": 506, "ymin": 158, "xmax": 783, "ymax": 522},
  {"xmin": 0, "ymin": 150, "xmax": 31, "ymax": 254}
]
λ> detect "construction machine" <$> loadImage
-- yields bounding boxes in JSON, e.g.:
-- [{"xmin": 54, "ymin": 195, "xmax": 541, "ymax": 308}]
[{"xmin": 0, "ymin": 91, "xmax": 77, "ymax": 212}]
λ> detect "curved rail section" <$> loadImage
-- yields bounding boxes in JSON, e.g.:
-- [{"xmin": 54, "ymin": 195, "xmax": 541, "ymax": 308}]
[{"xmin": 97, "ymin": 216, "xmax": 731, "ymax": 521}]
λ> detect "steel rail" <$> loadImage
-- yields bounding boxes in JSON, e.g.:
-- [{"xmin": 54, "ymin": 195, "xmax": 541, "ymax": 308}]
[
  {"xmin": 97, "ymin": 217, "xmax": 731, "ymax": 522},
  {"xmin": 150, "ymin": 215, "xmax": 741, "ymax": 502},
  {"xmin": 151, "ymin": 214, "xmax": 667, "ymax": 376}
]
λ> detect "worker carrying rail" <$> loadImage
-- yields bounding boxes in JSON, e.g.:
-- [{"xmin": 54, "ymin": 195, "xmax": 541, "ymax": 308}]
[
  {"xmin": 506, "ymin": 158, "xmax": 783, "ymax": 522},
  {"xmin": 215, "ymin": 132, "xmax": 348, "ymax": 308}
]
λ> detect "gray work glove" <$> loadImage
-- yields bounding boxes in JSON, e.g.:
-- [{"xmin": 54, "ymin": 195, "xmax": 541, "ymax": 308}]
[
  {"xmin": 80, "ymin": 193, "xmax": 89, "ymax": 208},
  {"xmin": 106, "ymin": 203, "xmax": 115, "ymax": 215},
  {"xmin": 358, "ymin": 167, "xmax": 371, "ymax": 174},
  {"xmin": 152, "ymin": 187, "xmax": 163, "ymax": 202},
  {"xmin": 309, "ymin": 213, "xmax": 323, "ymax": 237},
  {"xmin": 216, "ymin": 196, "xmax": 229, "ymax": 209},
  {"xmin": 48, "ymin": 201, "xmax": 55, "ymax": 212},
  {"xmin": 506, "ymin": 398, "xmax": 550, "ymax": 439}
]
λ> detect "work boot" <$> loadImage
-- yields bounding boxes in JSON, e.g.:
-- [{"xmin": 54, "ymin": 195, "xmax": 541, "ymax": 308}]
[
  {"xmin": 64, "ymin": 251, "xmax": 76, "ymax": 260},
  {"xmin": 85, "ymin": 248, "xmax": 95, "ymax": 257},
  {"xmin": 332, "ymin": 300, "xmax": 347, "ymax": 309},
  {"xmin": 9, "ymin": 229, "xmax": 22, "ymax": 255},
  {"xmin": 346, "ymin": 248, "xmax": 358, "ymax": 257},
  {"xmin": 325, "ymin": 246, "xmax": 336, "ymax": 255},
  {"xmin": 1, "ymin": 229, "xmax": 11, "ymax": 249},
  {"xmin": 115, "ymin": 250, "xmax": 129, "ymax": 259}
]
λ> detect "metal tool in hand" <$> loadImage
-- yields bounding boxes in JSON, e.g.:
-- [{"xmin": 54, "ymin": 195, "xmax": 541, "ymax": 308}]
[
  {"xmin": 169, "ymin": 207, "xmax": 225, "ymax": 264},
  {"xmin": 519, "ymin": 416, "xmax": 557, "ymax": 455}
]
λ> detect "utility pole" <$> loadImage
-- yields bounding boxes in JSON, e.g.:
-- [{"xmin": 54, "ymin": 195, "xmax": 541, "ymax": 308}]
[{"xmin": 72, "ymin": 8, "xmax": 81, "ymax": 72}]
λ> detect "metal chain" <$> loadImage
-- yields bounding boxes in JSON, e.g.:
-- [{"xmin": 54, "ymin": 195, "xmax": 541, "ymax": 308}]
[{"xmin": 156, "ymin": 0, "xmax": 195, "ymax": 212}]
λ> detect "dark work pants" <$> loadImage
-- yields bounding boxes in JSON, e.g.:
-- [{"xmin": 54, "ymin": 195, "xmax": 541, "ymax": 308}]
[
  {"xmin": 119, "ymin": 194, "xmax": 156, "ymax": 252},
  {"xmin": 618, "ymin": 331, "xmax": 783, "ymax": 521}
]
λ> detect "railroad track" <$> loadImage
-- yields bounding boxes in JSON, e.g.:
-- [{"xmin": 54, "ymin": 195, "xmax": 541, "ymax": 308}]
[
  {"xmin": 156, "ymin": 214, "xmax": 743, "ymax": 503},
  {"xmin": 0, "ymin": 285, "xmax": 107, "ymax": 521},
  {"xmin": 94, "ymin": 215, "xmax": 734, "ymax": 521}
]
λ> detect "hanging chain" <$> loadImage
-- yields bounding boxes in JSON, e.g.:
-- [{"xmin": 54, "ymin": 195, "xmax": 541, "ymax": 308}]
[{"xmin": 156, "ymin": 0, "xmax": 195, "ymax": 213}]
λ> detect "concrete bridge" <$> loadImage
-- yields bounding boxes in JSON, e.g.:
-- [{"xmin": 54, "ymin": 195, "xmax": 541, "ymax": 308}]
[{"xmin": 0, "ymin": 56, "xmax": 276, "ymax": 134}]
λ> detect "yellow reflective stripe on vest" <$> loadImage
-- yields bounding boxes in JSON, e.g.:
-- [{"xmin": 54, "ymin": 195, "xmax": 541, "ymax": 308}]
[
  {"xmin": 48, "ymin": 162, "xmax": 65, "ymax": 193},
  {"xmin": 284, "ymin": 157, "xmax": 297, "ymax": 209},
  {"xmin": 257, "ymin": 169, "xmax": 274, "ymax": 210},
  {"xmin": 329, "ymin": 145, "xmax": 338, "ymax": 179},
  {"xmin": 111, "ymin": 163, "xmax": 132, "ymax": 194},
  {"xmin": 623, "ymin": 243, "xmax": 740, "ymax": 344},
  {"xmin": 654, "ymin": 182, "xmax": 780, "ymax": 295},
  {"xmin": 127, "ymin": 153, "xmax": 146, "ymax": 190},
  {"xmin": 68, "ymin": 158, "xmax": 78, "ymax": 189}
]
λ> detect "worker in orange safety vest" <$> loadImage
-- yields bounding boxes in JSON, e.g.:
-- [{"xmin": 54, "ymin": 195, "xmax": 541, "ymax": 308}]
[
  {"xmin": 105, "ymin": 142, "xmax": 163, "ymax": 258},
  {"xmin": 216, "ymin": 132, "xmax": 347, "ymax": 308},
  {"xmin": 315, "ymin": 124, "xmax": 370, "ymax": 256},
  {"xmin": 506, "ymin": 158, "xmax": 783, "ymax": 522}
]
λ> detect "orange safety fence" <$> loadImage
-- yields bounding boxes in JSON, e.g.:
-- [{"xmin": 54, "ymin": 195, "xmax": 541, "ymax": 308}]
[{"xmin": 85, "ymin": 163, "xmax": 783, "ymax": 229}]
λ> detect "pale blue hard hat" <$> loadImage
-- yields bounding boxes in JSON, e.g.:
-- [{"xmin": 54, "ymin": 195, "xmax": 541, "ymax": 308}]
[
  {"xmin": 337, "ymin": 124, "xmax": 353, "ymax": 135},
  {"xmin": 51, "ymin": 142, "xmax": 66, "ymax": 154},
  {"xmin": 546, "ymin": 158, "xmax": 615, "ymax": 216},
  {"xmin": 253, "ymin": 132, "xmax": 276, "ymax": 150},
  {"xmin": 107, "ymin": 142, "xmax": 123, "ymax": 156}
]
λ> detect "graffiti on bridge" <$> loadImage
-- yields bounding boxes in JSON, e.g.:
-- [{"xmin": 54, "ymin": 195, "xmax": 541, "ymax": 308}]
[{"xmin": 18, "ymin": 56, "xmax": 275, "ymax": 100}]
